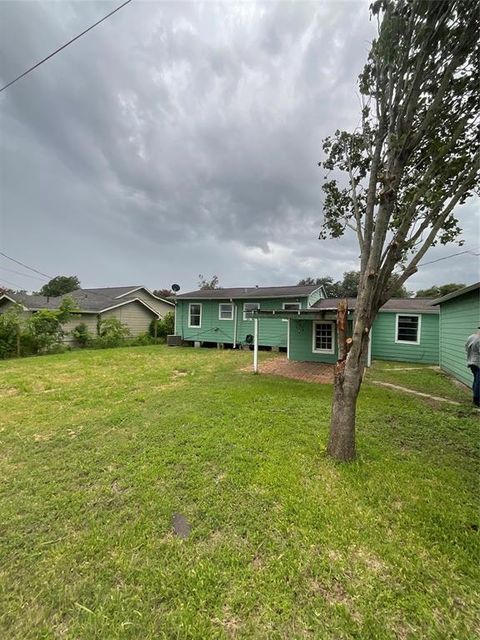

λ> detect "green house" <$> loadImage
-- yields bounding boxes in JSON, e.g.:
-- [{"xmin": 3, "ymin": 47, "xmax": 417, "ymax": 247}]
[
  {"xmin": 432, "ymin": 282, "xmax": 480, "ymax": 386},
  {"xmin": 256, "ymin": 297, "xmax": 439, "ymax": 365},
  {"xmin": 174, "ymin": 285, "xmax": 325, "ymax": 348}
]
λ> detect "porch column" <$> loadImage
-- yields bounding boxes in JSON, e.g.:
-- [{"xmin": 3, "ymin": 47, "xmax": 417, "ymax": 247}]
[{"xmin": 253, "ymin": 317, "xmax": 259, "ymax": 373}]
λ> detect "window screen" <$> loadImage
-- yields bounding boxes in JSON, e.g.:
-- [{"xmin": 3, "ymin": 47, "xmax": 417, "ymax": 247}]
[
  {"xmin": 243, "ymin": 303, "xmax": 260, "ymax": 320},
  {"xmin": 396, "ymin": 315, "xmax": 419, "ymax": 342},
  {"xmin": 219, "ymin": 303, "xmax": 233, "ymax": 320}
]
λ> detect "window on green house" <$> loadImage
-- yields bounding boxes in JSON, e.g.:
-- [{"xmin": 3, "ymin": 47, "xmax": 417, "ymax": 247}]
[
  {"xmin": 188, "ymin": 303, "xmax": 202, "ymax": 328},
  {"xmin": 312, "ymin": 321, "xmax": 335, "ymax": 353},
  {"xmin": 282, "ymin": 302, "xmax": 301, "ymax": 321},
  {"xmin": 396, "ymin": 314, "xmax": 420, "ymax": 344},
  {"xmin": 219, "ymin": 303, "xmax": 233, "ymax": 320},
  {"xmin": 243, "ymin": 302, "xmax": 260, "ymax": 320}
]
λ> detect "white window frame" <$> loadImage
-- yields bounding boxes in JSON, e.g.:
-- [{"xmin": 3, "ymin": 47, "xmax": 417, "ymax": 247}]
[
  {"xmin": 282, "ymin": 301, "xmax": 301, "ymax": 322},
  {"xmin": 312, "ymin": 321, "xmax": 335, "ymax": 354},
  {"xmin": 188, "ymin": 303, "xmax": 202, "ymax": 328},
  {"xmin": 243, "ymin": 302, "xmax": 260, "ymax": 321},
  {"xmin": 395, "ymin": 313, "xmax": 421, "ymax": 345},
  {"xmin": 218, "ymin": 303, "xmax": 233, "ymax": 321}
]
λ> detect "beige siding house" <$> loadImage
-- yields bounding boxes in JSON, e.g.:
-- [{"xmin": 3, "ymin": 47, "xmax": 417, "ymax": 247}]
[{"xmin": 0, "ymin": 286, "xmax": 174, "ymax": 343}]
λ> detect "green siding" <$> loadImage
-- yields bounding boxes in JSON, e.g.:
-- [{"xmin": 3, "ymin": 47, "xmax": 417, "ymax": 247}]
[
  {"xmin": 289, "ymin": 319, "xmax": 338, "ymax": 363},
  {"xmin": 371, "ymin": 312, "xmax": 439, "ymax": 364},
  {"xmin": 175, "ymin": 297, "xmax": 308, "ymax": 348},
  {"xmin": 289, "ymin": 312, "xmax": 439, "ymax": 365},
  {"xmin": 439, "ymin": 289, "xmax": 480, "ymax": 386}
]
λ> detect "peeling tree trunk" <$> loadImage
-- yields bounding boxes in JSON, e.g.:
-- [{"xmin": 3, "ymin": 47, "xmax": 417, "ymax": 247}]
[
  {"xmin": 327, "ymin": 356, "xmax": 363, "ymax": 461},
  {"xmin": 327, "ymin": 298, "xmax": 370, "ymax": 462}
]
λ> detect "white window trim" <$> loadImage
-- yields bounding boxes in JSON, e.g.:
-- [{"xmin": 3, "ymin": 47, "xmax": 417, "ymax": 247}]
[
  {"xmin": 312, "ymin": 320, "xmax": 335, "ymax": 354},
  {"xmin": 218, "ymin": 303, "xmax": 234, "ymax": 320},
  {"xmin": 282, "ymin": 301, "xmax": 301, "ymax": 322},
  {"xmin": 243, "ymin": 302, "xmax": 260, "ymax": 321},
  {"xmin": 188, "ymin": 302, "xmax": 202, "ymax": 328},
  {"xmin": 395, "ymin": 313, "xmax": 421, "ymax": 345}
]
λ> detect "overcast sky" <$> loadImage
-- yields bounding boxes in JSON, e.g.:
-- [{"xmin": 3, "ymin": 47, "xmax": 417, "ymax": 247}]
[{"xmin": 0, "ymin": 0, "xmax": 478, "ymax": 295}]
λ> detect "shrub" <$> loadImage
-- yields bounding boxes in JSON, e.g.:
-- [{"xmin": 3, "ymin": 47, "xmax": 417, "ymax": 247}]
[
  {"xmin": 95, "ymin": 318, "xmax": 130, "ymax": 348},
  {"xmin": 161, "ymin": 311, "xmax": 175, "ymax": 337},
  {"xmin": 150, "ymin": 311, "xmax": 175, "ymax": 341},
  {"xmin": 71, "ymin": 322, "xmax": 92, "ymax": 348},
  {"xmin": 129, "ymin": 332, "xmax": 154, "ymax": 346},
  {"xmin": 25, "ymin": 310, "xmax": 64, "ymax": 353},
  {"xmin": 0, "ymin": 306, "xmax": 22, "ymax": 359}
]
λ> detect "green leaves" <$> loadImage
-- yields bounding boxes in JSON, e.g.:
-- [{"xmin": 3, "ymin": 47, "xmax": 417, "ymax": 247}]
[{"xmin": 319, "ymin": 0, "xmax": 479, "ymax": 290}]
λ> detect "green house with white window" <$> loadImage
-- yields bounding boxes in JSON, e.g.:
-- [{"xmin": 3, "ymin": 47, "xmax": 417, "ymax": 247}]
[
  {"xmin": 173, "ymin": 285, "xmax": 325, "ymax": 348},
  {"xmin": 255, "ymin": 297, "xmax": 439, "ymax": 364}
]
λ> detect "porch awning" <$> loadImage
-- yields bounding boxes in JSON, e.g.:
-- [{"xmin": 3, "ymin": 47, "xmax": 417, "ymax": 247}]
[{"xmin": 252, "ymin": 308, "xmax": 353, "ymax": 321}]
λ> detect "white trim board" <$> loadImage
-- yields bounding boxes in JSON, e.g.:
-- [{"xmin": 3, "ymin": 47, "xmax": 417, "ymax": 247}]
[
  {"xmin": 115, "ymin": 286, "xmax": 175, "ymax": 306},
  {"xmin": 100, "ymin": 297, "xmax": 161, "ymax": 317}
]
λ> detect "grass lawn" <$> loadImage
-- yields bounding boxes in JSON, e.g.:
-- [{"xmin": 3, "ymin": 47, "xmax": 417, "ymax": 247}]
[{"xmin": 0, "ymin": 346, "xmax": 478, "ymax": 639}]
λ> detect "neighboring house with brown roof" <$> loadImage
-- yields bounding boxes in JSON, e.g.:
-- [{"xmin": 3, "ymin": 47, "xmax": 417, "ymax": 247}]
[{"xmin": 0, "ymin": 286, "xmax": 174, "ymax": 343}]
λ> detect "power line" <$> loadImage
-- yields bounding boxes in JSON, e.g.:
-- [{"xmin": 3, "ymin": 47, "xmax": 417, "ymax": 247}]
[
  {"xmin": 0, "ymin": 252, "xmax": 52, "ymax": 278},
  {"xmin": 0, "ymin": 265, "xmax": 47, "ymax": 282},
  {"xmin": 0, "ymin": 277, "xmax": 25, "ymax": 290},
  {"xmin": 418, "ymin": 248, "xmax": 480, "ymax": 267},
  {"xmin": 0, "ymin": 0, "xmax": 132, "ymax": 93}
]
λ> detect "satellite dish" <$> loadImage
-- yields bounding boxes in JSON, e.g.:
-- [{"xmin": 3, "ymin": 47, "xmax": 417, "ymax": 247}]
[
  {"xmin": 171, "ymin": 284, "xmax": 180, "ymax": 292},
  {"xmin": 245, "ymin": 334, "xmax": 254, "ymax": 344}
]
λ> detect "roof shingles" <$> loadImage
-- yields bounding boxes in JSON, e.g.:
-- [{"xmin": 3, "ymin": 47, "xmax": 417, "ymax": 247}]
[
  {"xmin": 175, "ymin": 285, "xmax": 321, "ymax": 299},
  {"xmin": 7, "ymin": 286, "xmax": 162, "ymax": 313}
]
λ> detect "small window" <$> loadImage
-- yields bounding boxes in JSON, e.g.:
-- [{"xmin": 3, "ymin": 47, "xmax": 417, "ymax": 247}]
[
  {"xmin": 189, "ymin": 303, "xmax": 202, "ymax": 328},
  {"xmin": 243, "ymin": 302, "xmax": 260, "ymax": 320},
  {"xmin": 312, "ymin": 321, "xmax": 335, "ymax": 353},
  {"xmin": 283, "ymin": 302, "xmax": 301, "ymax": 311},
  {"xmin": 282, "ymin": 302, "xmax": 301, "ymax": 321},
  {"xmin": 396, "ymin": 314, "xmax": 420, "ymax": 344},
  {"xmin": 219, "ymin": 303, "xmax": 233, "ymax": 320}
]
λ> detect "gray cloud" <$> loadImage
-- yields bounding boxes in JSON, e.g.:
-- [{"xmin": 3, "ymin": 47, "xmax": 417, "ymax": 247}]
[{"xmin": 0, "ymin": 0, "xmax": 478, "ymax": 294}]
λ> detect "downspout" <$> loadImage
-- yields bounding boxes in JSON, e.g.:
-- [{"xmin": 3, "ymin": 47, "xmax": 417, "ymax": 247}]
[
  {"xmin": 367, "ymin": 325, "xmax": 372, "ymax": 367},
  {"xmin": 232, "ymin": 299, "xmax": 237, "ymax": 348},
  {"xmin": 253, "ymin": 317, "xmax": 259, "ymax": 373},
  {"xmin": 287, "ymin": 318, "xmax": 290, "ymax": 360}
]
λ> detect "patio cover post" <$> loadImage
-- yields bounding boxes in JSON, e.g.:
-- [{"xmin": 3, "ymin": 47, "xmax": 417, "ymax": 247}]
[{"xmin": 253, "ymin": 317, "xmax": 259, "ymax": 373}]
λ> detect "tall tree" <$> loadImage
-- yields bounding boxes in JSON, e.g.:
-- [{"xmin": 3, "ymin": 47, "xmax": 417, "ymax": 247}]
[
  {"xmin": 39, "ymin": 275, "xmax": 80, "ymax": 297},
  {"xmin": 154, "ymin": 288, "xmax": 174, "ymax": 298},
  {"xmin": 298, "ymin": 271, "xmax": 411, "ymax": 297},
  {"xmin": 416, "ymin": 283, "xmax": 465, "ymax": 298},
  {"xmin": 320, "ymin": 0, "xmax": 479, "ymax": 461},
  {"xmin": 297, "ymin": 276, "xmax": 341, "ymax": 297},
  {"xmin": 198, "ymin": 274, "xmax": 220, "ymax": 290}
]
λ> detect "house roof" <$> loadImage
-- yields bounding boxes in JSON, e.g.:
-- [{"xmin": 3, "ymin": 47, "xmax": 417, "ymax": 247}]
[
  {"xmin": 175, "ymin": 285, "xmax": 322, "ymax": 300},
  {"xmin": 4, "ymin": 285, "xmax": 172, "ymax": 315},
  {"xmin": 312, "ymin": 297, "xmax": 439, "ymax": 313},
  {"xmin": 80, "ymin": 286, "xmax": 174, "ymax": 305},
  {"xmin": 431, "ymin": 282, "xmax": 480, "ymax": 305}
]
